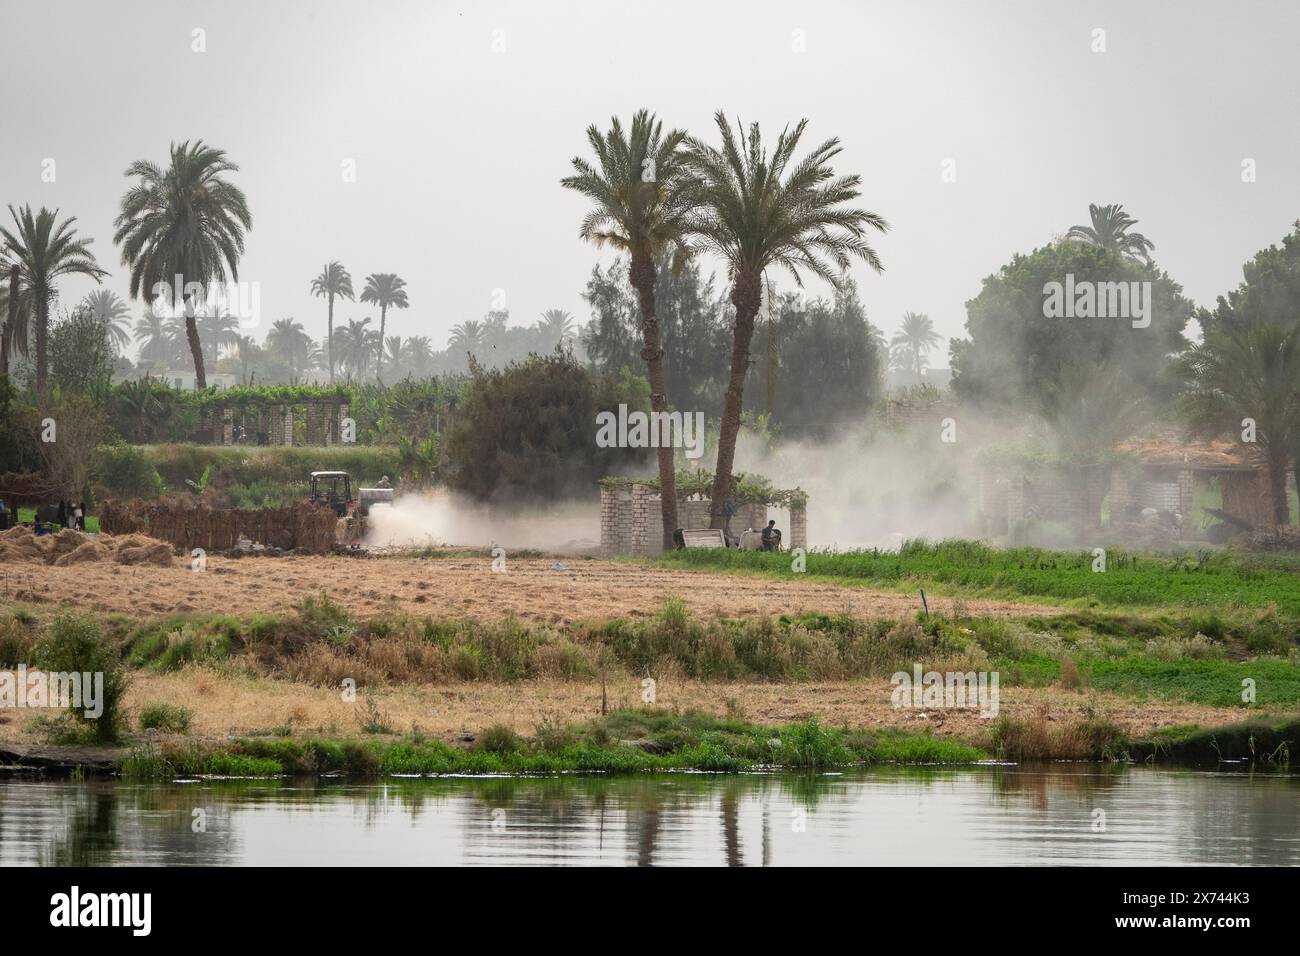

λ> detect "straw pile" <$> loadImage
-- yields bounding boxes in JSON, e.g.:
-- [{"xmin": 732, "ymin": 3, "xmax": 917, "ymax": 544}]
[{"xmin": 0, "ymin": 526, "xmax": 175, "ymax": 567}]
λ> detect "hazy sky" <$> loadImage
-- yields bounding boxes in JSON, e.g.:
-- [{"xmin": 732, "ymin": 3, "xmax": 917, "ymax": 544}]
[{"xmin": 3, "ymin": 0, "xmax": 1298, "ymax": 360}]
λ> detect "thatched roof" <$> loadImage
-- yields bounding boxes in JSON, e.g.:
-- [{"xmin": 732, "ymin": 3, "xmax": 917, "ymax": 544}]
[{"xmin": 1117, "ymin": 438, "xmax": 1263, "ymax": 471}]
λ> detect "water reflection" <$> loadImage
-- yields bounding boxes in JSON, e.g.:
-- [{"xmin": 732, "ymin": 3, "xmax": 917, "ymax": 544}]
[{"xmin": 1, "ymin": 766, "xmax": 1296, "ymax": 866}]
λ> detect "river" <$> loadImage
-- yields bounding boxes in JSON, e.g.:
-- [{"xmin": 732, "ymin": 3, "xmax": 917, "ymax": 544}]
[{"xmin": 2, "ymin": 765, "xmax": 1296, "ymax": 866}]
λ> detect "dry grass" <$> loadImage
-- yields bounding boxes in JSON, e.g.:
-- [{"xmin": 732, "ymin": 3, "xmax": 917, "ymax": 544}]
[
  {"xmin": 0, "ymin": 666, "xmax": 1254, "ymax": 747},
  {"xmin": 0, "ymin": 554, "xmax": 1065, "ymax": 625}
]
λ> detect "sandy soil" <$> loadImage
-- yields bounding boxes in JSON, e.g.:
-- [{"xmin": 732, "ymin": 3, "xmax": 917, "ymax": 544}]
[
  {"xmin": 0, "ymin": 668, "xmax": 1256, "ymax": 747},
  {"xmin": 0, "ymin": 554, "xmax": 1063, "ymax": 624}
]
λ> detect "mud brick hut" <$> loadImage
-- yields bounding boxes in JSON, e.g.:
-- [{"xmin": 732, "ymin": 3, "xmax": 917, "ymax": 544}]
[
  {"xmin": 599, "ymin": 475, "xmax": 808, "ymax": 556},
  {"xmin": 978, "ymin": 439, "xmax": 1290, "ymax": 541}
]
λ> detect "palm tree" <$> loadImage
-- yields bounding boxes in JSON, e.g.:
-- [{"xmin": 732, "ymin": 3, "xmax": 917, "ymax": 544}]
[
  {"xmin": 1178, "ymin": 317, "xmax": 1300, "ymax": 527},
  {"xmin": 889, "ymin": 312, "xmax": 942, "ymax": 379},
  {"xmin": 561, "ymin": 110, "xmax": 698, "ymax": 547},
  {"xmin": 266, "ymin": 317, "xmax": 315, "ymax": 376},
  {"xmin": 113, "ymin": 140, "xmax": 252, "ymax": 389},
  {"xmin": 449, "ymin": 319, "xmax": 486, "ymax": 355},
  {"xmin": 0, "ymin": 262, "xmax": 31, "ymax": 375},
  {"xmin": 384, "ymin": 335, "xmax": 404, "ymax": 377},
  {"xmin": 133, "ymin": 306, "xmax": 173, "ymax": 368},
  {"xmin": 81, "ymin": 289, "xmax": 132, "ymax": 353},
  {"xmin": 684, "ymin": 113, "xmax": 887, "ymax": 528},
  {"xmin": 230, "ymin": 334, "xmax": 259, "ymax": 383},
  {"xmin": 403, "ymin": 335, "xmax": 435, "ymax": 377},
  {"xmin": 196, "ymin": 311, "xmax": 240, "ymax": 367},
  {"xmin": 311, "ymin": 261, "xmax": 354, "ymax": 383},
  {"xmin": 536, "ymin": 308, "xmax": 576, "ymax": 349},
  {"xmin": 1066, "ymin": 203, "xmax": 1155, "ymax": 263},
  {"xmin": 0, "ymin": 205, "xmax": 108, "ymax": 397},
  {"xmin": 336, "ymin": 317, "xmax": 378, "ymax": 379},
  {"xmin": 359, "ymin": 273, "xmax": 409, "ymax": 381}
]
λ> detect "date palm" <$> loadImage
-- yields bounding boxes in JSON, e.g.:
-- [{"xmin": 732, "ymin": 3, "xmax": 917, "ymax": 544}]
[
  {"xmin": 889, "ymin": 311, "xmax": 942, "ymax": 379},
  {"xmin": 384, "ymin": 335, "xmax": 404, "ymax": 377},
  {"xmin": 132, "ymin": 306, "xmax": 181, "ymax": 368},
  {"xmin": 311, "ymin": 261, "xmax": 354, "ymax": 383},
  {"xmin": 266, "ymin": 317, "xmax": 315, "ymax": 376},
  {"xmin": 537, "ymin": 308, "xmax": 576, "ymax": 349},
  {"xmin": 561, "ymin": 109, "xmax": 698, "ymax": 547},
  {"xmin": 196, "ymin": 310, "xmax": 240, "ymax": 366},
  {"xmin": 403, "ymin": 335, "xmax": 434, "ymax": 377},
  {"xmin": 0, "ymin": 262, "xmax": 32, "ymax": 375},
  {"xmin": 0, "ymin": 204, "xmax": 108, "ymax": 397},
  {"xmin": 449, "ymin": 319, "xmax": 486, "ymax": 355},
  {"xmin": 359, "ymin": 273, "xmax": 409, "ymax": 382},
  {"xmin": 336, "ymin": 317, "xmax": 378, "ymax": 380},
  {"xmin": 81, "ymin": 289, "xmax": 132, "ymax": 353},
  {"xmin": 1179, "ymin": 316, "xmax": 1300, "ymax": 527},
  {"xmin": 684, "ymin": 113, "xmax": 887, "ymax": 528},
  {"xmin": 1066, "ymin": 203, "xmax": 1155, "ymax": 263},
  {"xmin": 114, "ymin": 140, "xmax": 252, "ymax": 389}
]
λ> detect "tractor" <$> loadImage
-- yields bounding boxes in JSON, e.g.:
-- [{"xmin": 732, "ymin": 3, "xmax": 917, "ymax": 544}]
[{"xmin": 309, "ymin": 470, "xmax": 394, "ymax": 546}]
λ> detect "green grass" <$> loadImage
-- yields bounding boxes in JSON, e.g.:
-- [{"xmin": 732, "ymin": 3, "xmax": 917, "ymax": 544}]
[
  {"xmin": 658, "ymin": 539, "xmax": 1300, "ymax": 616},
  {"xmin": 119, "ymin": 710, "xmax": 987, "ymax": 780}
]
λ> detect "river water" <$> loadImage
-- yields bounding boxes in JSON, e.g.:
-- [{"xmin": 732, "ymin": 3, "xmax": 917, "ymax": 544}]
[{"xmin": 1, "ymin": 765, "xmax": 1296, "ymax": 866}]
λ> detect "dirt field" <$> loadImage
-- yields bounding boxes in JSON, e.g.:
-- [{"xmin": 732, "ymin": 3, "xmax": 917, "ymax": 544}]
[
  {"xmin": 0, "ymin": 667, "xmax": 1255, "ymax": 747},
  {"xmin": 0, "ymin": 553, "xmax": 1064, "ymax": 623}
]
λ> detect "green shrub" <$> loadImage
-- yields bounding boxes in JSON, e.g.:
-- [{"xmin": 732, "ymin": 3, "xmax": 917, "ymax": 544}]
[
  {"xmin": 138, "ymin": 703, "xmax": 194, "ymax": 734},
  {"xmin": 35, "ymin": 614, "xmax": 129, "ymax": 743}
]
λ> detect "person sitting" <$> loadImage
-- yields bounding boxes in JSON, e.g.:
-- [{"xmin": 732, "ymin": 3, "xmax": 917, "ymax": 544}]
[{"xmin": 760, "ymin": 519, "xmax": 782, "ymax": 552}]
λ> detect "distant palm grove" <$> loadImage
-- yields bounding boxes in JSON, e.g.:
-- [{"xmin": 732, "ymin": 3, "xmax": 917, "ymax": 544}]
[{"xmin": 2, "ymin": 120, "xmax": 1300, "ymax": 528}]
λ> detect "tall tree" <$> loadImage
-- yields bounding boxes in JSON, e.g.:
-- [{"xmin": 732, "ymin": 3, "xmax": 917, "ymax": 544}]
[
  {"xmin": 684, "ymin": 113, "xmax": 887, "ymax": 529},
  {"xmin": 81, "ymin": 289, "xmax": 132, "ymax": 353},
  {"xmin": 266, "ymin": 317, "xmax": 315, "ymax": 376},
  {"xmin": 359, "ymin": 272, "xmax": 409, "ymax": 381},
  {"xmin": 1066, "ymin": 203, "xmax": 1155, "ymax": 263},
  {"xmin": 196, "ymin": 311, "xmax": 240, "ymax": 366},
  {"xmin": 536, "ymin": 308, "xmax": 576, "ymax": 349},
  {"xmin": 311, "ymin": 261, "xmax": 354, "ymax": 384},
  {"xmin": 562, "ymin": 110, "xmax": 697, "ymax": 547},
  {"xmin": 1, "ymin": 262, "xmax": 29, "ymax": 375},
  {"xmin": 889, "ymin": 311, "xmax": 941, "ymax": 379},
  {"xmin": 114, "ymin": 140, "xmax": 252, "ymax": 389},
  {"xmin": 133, "ymin": 306, "xmax": 177, "ymax": 368},
  {"xmin": 449, "ymin": 319, "xmax": 486, "ymax": 355},
  {"xmin": 336, "ymin": 317, "xmax": 378, "ymax": 379},
  {"xmin": 0, "ymin": 205, "xmax": 107, "ymax": 398}
]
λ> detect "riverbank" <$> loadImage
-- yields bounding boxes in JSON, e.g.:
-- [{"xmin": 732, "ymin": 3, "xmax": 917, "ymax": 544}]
[
  {"xmin": 2, "ymin": 565, "xmax": 1297, "ymax": 775},
  {"xmin": 4, "ymin": 708, "xmax": 1296, "ymax": 779}
]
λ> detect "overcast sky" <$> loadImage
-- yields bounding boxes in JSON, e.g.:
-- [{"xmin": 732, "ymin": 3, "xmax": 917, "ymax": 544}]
[{"xmin": 3, "ymin": 0, "xmax": 1298, "ymax": 361}]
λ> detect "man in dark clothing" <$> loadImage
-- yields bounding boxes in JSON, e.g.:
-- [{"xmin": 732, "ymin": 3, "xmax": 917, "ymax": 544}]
[{"xmin": 760, "ymin": 519, "xmax": 781, "ymax": 552}]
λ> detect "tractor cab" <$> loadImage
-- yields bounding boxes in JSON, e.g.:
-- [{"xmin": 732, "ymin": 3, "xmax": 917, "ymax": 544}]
[{"xmin": 310, "ymin": 471, "xmax": 354, "ymax": 517}]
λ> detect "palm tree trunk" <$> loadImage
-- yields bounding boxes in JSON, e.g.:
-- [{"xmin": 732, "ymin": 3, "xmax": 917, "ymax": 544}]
[
  {"xmin": 1267, "ymin": 444, "xmax": 1290, "ymax": 527},
  {"xmin": 1, "ymin": 264, "xmax": 17, "ymax": 377},
  {"xmin": 34, "ymin": 293, "xmax": 50, "ymax": 399},
  {"xmin": 377, "ymin": 304, "xmax": 387, "ymax": 383},
  {"xmin": 327, "ymin": 293, "xmax": 335, "ymax": 384},
  {"xmin": 185, "ymin": 314, "xmax": 207, "ymax": 389},
  {"xmin": 710, "ymin": 270, "xmax": 762, "ymax": 530},
  {"xmin": 629, "ymin": 252, "xmax": 678, "ymax": 549}
]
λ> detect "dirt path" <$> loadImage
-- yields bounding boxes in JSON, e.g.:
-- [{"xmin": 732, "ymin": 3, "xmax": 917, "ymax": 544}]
[{"xmin": 0, "ymin": 555, "xmax": 1063, "ymax": 623}]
